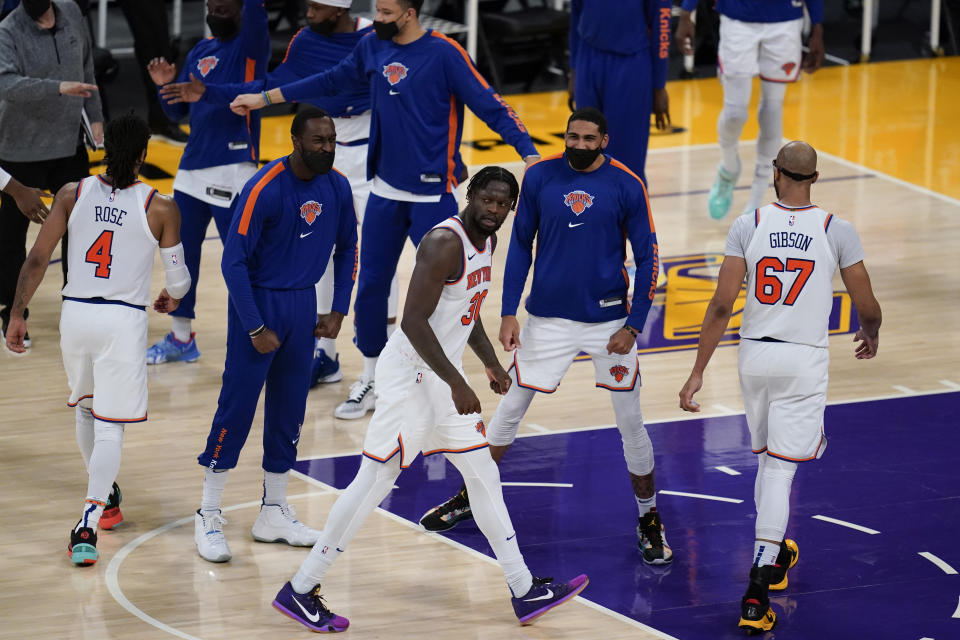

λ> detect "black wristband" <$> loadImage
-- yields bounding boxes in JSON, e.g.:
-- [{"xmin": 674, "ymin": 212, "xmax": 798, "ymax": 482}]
[
  {"xmin": 623, "ymin": 325, "xmax": 638, "ymax": 338},
  {"xmin": 249, "ymin": 324, "xmax": 266, "ymax": 338}
]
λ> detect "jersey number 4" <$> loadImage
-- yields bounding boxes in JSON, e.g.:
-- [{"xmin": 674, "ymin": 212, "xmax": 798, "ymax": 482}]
[
  {"xmin": 85, "ymin": 230, "xmax": 114, "ymax": 279},
  {"xmin": 755, "ymin": 257, "xmax": 814, "ymax": 305},
  {"xmin": 461, "ymin": 290, "xmax": 488, "ymax": 326}
]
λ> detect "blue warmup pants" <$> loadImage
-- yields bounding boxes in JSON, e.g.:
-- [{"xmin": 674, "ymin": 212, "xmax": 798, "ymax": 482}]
[
  {"xmin": 172, "ymin": 190, "xmax": 237, "ymax": 319},
  {"xmin": 574, "ymin": 41, "xmax": 654, "ymax": 185},
  {"xmin": 197, "ymin": 287, "xmax": 316, "ymax": 473},
  {"xmin": 354, "ymin": 192, "xmax": 458, "ymax": 357}
]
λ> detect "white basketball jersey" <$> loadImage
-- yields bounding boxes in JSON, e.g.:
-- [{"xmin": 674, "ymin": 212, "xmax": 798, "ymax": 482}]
[
  {"xmin": 61, "ymin": 176, "xmax": 159, "ymax": 307},
  {"xmin": 393, "ymin": 216, "xmax": 493, "ymax": 367},
  {"xmin": 740, "ymin": 204, "xmax": 839, "ymax": 347}
]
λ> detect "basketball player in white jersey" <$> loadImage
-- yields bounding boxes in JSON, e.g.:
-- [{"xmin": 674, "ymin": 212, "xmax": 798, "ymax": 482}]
[
  {"xmin": 5, "ymin": 115, "xmax": 190, "ymax": 566},
  {"xmin": 270, "ymin": 167, "xmax": 587, "ymax": 633},
  {"xmin": 678, "ymin": 141, "xmax": 882, "ymax": 634}
]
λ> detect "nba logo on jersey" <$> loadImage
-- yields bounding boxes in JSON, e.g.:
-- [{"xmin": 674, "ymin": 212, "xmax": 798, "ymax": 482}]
[
  {"xmin": 563, "ymin": 190, "xmax": 594, "ymax": 215},
  {"xmin": 788, "ymin": 215, "xmax": 796, "ymax": 226},
  {"xmin": 108, "ymin": 191, "xmax": 117, "ymax": 202},
  {"xmin": 416, "ymin": 372, "xmax": 423, "ymax": 384},
  {"xmin": 300, "ymin": 201, "xmax": 322, "ymax": 225},
  {"xmin": 197, "ymin": 56, "xmax": 219, "ymax": 77},
  {"xmin": 382, "ymin": 62, "xmax": 408, "ymax": 85}
]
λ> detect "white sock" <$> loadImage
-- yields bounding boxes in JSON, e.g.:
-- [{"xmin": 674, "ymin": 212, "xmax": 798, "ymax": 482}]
[
  {"xmin": 171, "ymin": 317, "xmax": 192, "ymax": 342},
  {"xmin": 75, "ymin": 406, "xmax": 95, "ymax": 469},
  {"xmin": 755, "ymin": 455, "xmax": 797, "ymax": 543},
  {"xmin": 717, "ymin": 74, "xmax": 752, "ymax": 177},
  {"xmin": 318, "ymin": 337, "xmax": 336, "ymax": 357},
  {"xmin": 83, "ymin": 420, "xmax": 124, "ymax": 529},
  {"xmin": 263, "ymin": 470, "xmax": 288, "ymax": 506},
  {"xmin": 292, "ymin": 457, "xmax": 400, "ymax": 592},
  {"xmin": 201, "ymin": 467, "xmax": 229, "ymax": 512},
  {"xmin": 77, "ymin": 498, "xmax": 106, "ymax": 531},
  {"xmin": 636, "ymin": 494, "xmax": 656, "ymax": 517},
  {"xmin": 753, "ymin": 540, "xmax": 780, "ymax": 568},
  {"xmin": 362, "ymin": 356, "xmax": 377, "ymax": 381},
  {"xmin": 446, "ymin": 449, "xmax": 533, "ymax": 597}
]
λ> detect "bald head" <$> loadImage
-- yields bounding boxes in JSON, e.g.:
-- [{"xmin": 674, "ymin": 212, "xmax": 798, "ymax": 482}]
[{"xmin": 776, "ymin": 141, "xmax": 817, "ymax": 180}]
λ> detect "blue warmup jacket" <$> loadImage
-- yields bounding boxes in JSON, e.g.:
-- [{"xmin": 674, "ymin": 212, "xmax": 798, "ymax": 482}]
[
  {"xmin": 503, "ymin": 153, "xmax": 659, "ymax": 331},
  {"xmin": 221, "ymin": 158, "xmax": 359, "ymax": 332},
  {"xmin": 280, "ymin": 30, "xmax": 538, "ymax": 195},
  {"xmin": 203, "ymin": 20, "xmax": 373, "ymax": 119},
  {"xmin": 160, "ymin": 0, "xmax": 269, "ymax": 170},
  {"xmin": 570, "ymin": 0, "xmax": 671, "ymax": 90},
  {"xmin": 680, "ymin": 0, "xmax": 823, "ymax": 24}
]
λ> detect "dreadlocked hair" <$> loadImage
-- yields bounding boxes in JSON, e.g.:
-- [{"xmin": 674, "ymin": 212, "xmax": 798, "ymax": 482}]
[
  {"xmin": 103, "ymin": 113, "xmax": 151, "ymax": 190},
  {"xmin": 466, "ymin": 166, "xmax": 520, "ymax": 209}
]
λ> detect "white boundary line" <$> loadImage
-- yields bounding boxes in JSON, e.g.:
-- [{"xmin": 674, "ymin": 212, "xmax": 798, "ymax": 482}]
[
  {"xmin": 659, "ymin": 490, "xmax": 743, "ymax": 504},
  {"xmin": 939, "ymin": 379, "xmax": 960, "ymax": 390},
  {"xmin": 892, "ymin": 385, "xmax": 916, "ymax": 394},
  {"xmin": 918, "ymin": 552, "xmax": 958, "ymax": 575},
  {"xmin": 811, "ymin": 514, "xmax": 881, "ymax": 535},
  {"xmin": 954, "ymin": 596, "xmax": 960, "ymax": 619},
  {"xmin": 715, "ymin": 466, "xmax": 741, "ymax": 476},
  {"xmin": 502, "ymin": 481, "xmax": 573, "ymax": 488}
]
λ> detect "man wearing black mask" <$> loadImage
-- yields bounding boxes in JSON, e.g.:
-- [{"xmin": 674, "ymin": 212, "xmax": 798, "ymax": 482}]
[
  {"xmin": 142, "ymin": 0, "xmax": 269, "ymax": 366},
  {"xmin": 192, "ymin": 107, "xmax": 359, "ymax": 564},
  {"xmin": 421, "ymin": 107, "xmax": 673, "ymax": 568}
]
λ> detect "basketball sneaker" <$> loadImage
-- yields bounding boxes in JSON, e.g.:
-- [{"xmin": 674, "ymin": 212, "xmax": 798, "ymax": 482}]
[
  {"xmin": 708, "ymin": 163, "xmax": 740, "ymax": 220},
  {"xmin": 419, "ymin": 485, "xmax": 473, "ymax": 532},
  {"xmin": 252, "ymin": 503, "xmax": 320, "ymax": 546},
  {"xmin": 768, "ymin": 539, "xmax": 799, "ymax": 591},
  {"xmin": 147, "ymin": 332, "xmax": 201, "ymax": 365},
  {"xmin": 100, "ymin": 482, "xmax": 123, "ymax": 530},
  {"xmin": 194, "ymin": 509, "xmax": 231, "ymax": 563},
  {"xmin": 273, "ymin": 581, "xmax": 349, "ymax": 633},
  {"xmin": 511, "ymin": 574, "xmax": 589, "ymax": 625},
  {"xmin": 739, "ymin": 565, "xmax": 777, "ymax": 635},
  {"xmin": 637, "ymin": 509, "xmax": 673, "ymax": 565},
  {"xmin": 68, "ymin": 525, "xmax": 98, "ymax": 566},
  {"xmin": 334, "ymin": 375, "xmax": 375, "ymax": 419},
  {"xmin": 310, "ymin": 345, "xmax": 342, "ymax": 387}
]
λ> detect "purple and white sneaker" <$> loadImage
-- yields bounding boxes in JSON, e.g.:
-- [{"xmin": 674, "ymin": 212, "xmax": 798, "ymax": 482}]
[
  {"xmin": 273, "ymin": 581, "xmax": 349, "ymax": 633},
  {"xmin": 511, "ymin": 574, "xmax": 589, "ymax": 625}
]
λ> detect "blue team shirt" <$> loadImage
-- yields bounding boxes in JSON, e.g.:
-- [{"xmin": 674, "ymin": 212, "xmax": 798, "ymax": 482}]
[
  {"xmin": 160, "ymin": 0, "xmax": 269, "ymax": 170},
  {"xmin": 503, "ymin": 154, "xmax": 659, "ymax": 329},
  {"xmin": 680, "ymin": 0, "xmax": 823, "ymax": 24},
  {"xmin": 204, "ymin": 20, "xmax": 373, "ymax": 120},
  {"xmin": 569, "ymin": 0, "xmax": 672, "ymax": 90},
  {"xmin": 221, "ymin": 158, "xmax": 359, "ymax": 332},
  {"xmin": 281, "ymin": 30, "xmax": 537, "ymax": 196}
]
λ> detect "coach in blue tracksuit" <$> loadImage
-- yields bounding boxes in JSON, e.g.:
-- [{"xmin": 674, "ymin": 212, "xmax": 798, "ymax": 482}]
[
  {"xmin": 146, "ymin": 0, "xmax": 269, "ymax": 364},
  {"xmin": 227, "ymin": 0, "xmax": 539, "ymax": 421},
  {"xmin": 569, "ymin": 0, "xmax": 671, "ymax": 185},
  {"xmin": 193, "ymin": 108, "xmax": 358, "ymax": 563}
]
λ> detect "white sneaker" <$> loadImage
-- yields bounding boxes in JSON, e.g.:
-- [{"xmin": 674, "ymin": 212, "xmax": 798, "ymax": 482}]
[
  {"xmin": 251, "ymin": 503, "xmax": 320, "ymax": 546},
  {"xmin": 195, "ymin": 509, "xmax": 231, "ymax": 563},
  {"xmin": 334, "ymin": 375, "xmax": 375, "ymax": 420}
]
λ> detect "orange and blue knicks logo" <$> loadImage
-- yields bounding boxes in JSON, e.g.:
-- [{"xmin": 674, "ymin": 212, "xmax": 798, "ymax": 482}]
[
  {"xmin": 475, "ymin": 420, "xmax": 486, "ymax": 437},
  {"xmin": 197, "ymin": 55, "xmax": 219, "ymax": 78},
  {"xmin": 782, "ymin": 62, "xmax": 796, "ymax": 76},
  {"xmin": 609, "ymin": 365, "xmax": 629, "ymax": 383},
  {"xmin": 563, "ymin": 190, "xmax": 594, "ymax": 216},
  {"xmin": 300, "ymin": 200, "xmax": 322, "ymax": 225},
  {"xmin": 382, "ymin": 61, "xmax": 408, "ymax": 86}
]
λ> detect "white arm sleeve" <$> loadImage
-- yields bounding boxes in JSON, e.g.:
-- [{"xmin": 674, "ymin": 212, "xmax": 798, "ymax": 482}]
[
  {"xmin": 0, "ymin": 166, "xmax": 11, "ymax": 191},
  {"xmin": 159, "ymin": 243, "xmax": 191, "ymax": 299}
]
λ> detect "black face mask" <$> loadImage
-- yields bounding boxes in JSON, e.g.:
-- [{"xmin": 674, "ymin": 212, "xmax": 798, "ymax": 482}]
[
  {"xmin": 22, "ymin": 0, "xmax": 51, "ymax": 21},
  {"xmin": 566, "ymin": 146, "xmax": 602, "ymax": 171},
  {"xmin": 309, "ymin": 18, "xmax": 337, "ymax": 35},
  {"xmin": 373, "ymin": 19, "xmax": 400, "ymax": 40},
  {"xmin": 206, "ymin": 15, "xmax": 239, "ymax": 40},
  {"xmin": 302, "ymin": 149, "xmax": 335, "ymax": 175}
]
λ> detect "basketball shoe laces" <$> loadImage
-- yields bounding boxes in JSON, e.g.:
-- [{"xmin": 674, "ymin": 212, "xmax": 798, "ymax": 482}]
[
  {"xmin": 436, "ymin": 490, "xmax": 469, "ymax": 519},
  {"xmin": 642, "ymin": 514, "xmax": 664, "ymax": 548},
  {"xmin": 304, "ymin": 586, "xmax": 335, "ymax": 617},
  {"xmin": 345, "ymin": 378, "xmax": 372, "ymax": 403}
]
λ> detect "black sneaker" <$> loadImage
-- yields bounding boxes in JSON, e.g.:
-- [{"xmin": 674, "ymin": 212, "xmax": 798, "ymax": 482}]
[
  {"xmin": 739, "ymin": 565, "xmax": 777, "ymax": 635},
  {"xmin": 419, "ymin": 485, "xmax": 473, "ymax": 532},
  {"xmin": 637, "ymin": 509, "xmax": 673, "ymax": 565},
  {"xmin": 68, "ymin": 525, "xmax": 99, "ymax": 566},
  {"xmin": 100, "ymin": 482, "xmax": 123, "ymax": 530},
  {"xmin": 768, "ymin": 538, "xmax": 798, "ymax": 591}
]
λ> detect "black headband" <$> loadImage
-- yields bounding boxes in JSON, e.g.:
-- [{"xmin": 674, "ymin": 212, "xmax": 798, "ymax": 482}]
[{"xmin": 773, "ymin": 160, "xmax": 816, "ymax": 182}]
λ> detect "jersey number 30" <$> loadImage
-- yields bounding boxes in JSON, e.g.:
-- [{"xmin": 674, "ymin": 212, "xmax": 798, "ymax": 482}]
[
  {"xmin": 461, "ymin": 290, "xmax": 488, "ymax": 326},
  {"xmin": 755, "ymin": 257, "xmax": 814, "ymax": 305},
  {"xmin": 85, "ymin": 230, "xmax": 114, "ymax": 279}
]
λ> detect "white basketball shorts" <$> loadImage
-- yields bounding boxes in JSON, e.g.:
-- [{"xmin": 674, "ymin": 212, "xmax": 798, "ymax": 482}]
[
  {"xmin": 718, "ymin": 15, "xmax": 803, "ymax": 82},
  {"xmin": 361, "ymin": 341, "xmax": 488, "ymax": 468},
  {"xmin": 334, "ymin": 142, "xmax": 371, "ymax": 222},
  {"xmin": 60, "ymin": 300, "xmax": 148, "ymax": 423},
  {"xmin": 510, "ymin": 315, "xmax": 639, "ymax": 393},
  {"xmin": 738, "ymin": 339, "xmax": 829, "ymax": 462}
]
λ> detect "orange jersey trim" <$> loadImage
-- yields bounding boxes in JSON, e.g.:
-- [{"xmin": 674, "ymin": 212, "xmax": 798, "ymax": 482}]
[
  {"xmin": 430, "ymin": 31, "xmax": 489, "ymax": 89},
  {"xmin": 823, "ymin": 213, "xmax": 834, "ymax": 232},
  {"xmin": 75, "ymin": 178, "xmax": 84, "ymax": 200},
  {"xmin": 91, "ymin": 410, "xmax": 148, "ymax": 424},
  {"xmin": 608, "ymin": 158, "xmax": 656, "ymax": 234},
  {"xmin": 238, "ymin": 162, "xmax": 286, "ymax": 235},
  {"xmin": 423, "ymin": 443, "xmax": 489, "ymax": 456},
  {"xmin": 510, "ymin": 353, "xmax": 558, "ymax": 394},
  {"xmin": 445, "ymin": 96, "xmax": 458, "ymax": 193},
  {"xmin": 595, "ymin": 360, "xmax": 639, "ymax": 392},
  {"xmin": 144, "ymin": 188, "xmax": 158, "ymax": 212},
  {"xmin": 67, "ymin": 394, "xmax": 94, "ymax": 407},
  {"xmin": 245, "ymin": 57, "xmax": 257, "ymax": 162},
  {"xmin": 282, "ymin": 27, "xmax": 305, "ymax": 64}
]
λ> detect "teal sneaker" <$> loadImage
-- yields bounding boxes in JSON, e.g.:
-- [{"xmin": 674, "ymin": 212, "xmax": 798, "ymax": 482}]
[
  {"xmin": 708, "ymin": 164, "xmax": 739, "ymax": 220},
  {"xmin": 147, "ymin": 332, "xmax": 201, "ymax": 365}
]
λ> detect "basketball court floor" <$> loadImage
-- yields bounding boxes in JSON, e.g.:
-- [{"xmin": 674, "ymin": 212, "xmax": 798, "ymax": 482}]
[{"xmin": 2, "ymin": 57, "xmax": 958, "ymax": 639}]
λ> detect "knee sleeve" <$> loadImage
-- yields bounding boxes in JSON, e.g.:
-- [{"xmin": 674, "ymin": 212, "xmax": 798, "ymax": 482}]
[
  {"xmin": 76, "ymin": 406, "xmax": 95, "ymax": 468},
  {"xmin": 486, "ymin": 374, "xmax": 536, "ymax": 446},
  {"xmin": 610, "ymin": 388, "xmax": 654, "ymax": 476},
  {"xmin": 756, "ymin": 80, "xmax": 787, "ymax": 173},
  {"xmin": 719, "ymin": 75, "xmax": 752, "ymax": 128},
  {"xmin": 755, "ymin": 455, "xmax": 797, "ymax": 542}
]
